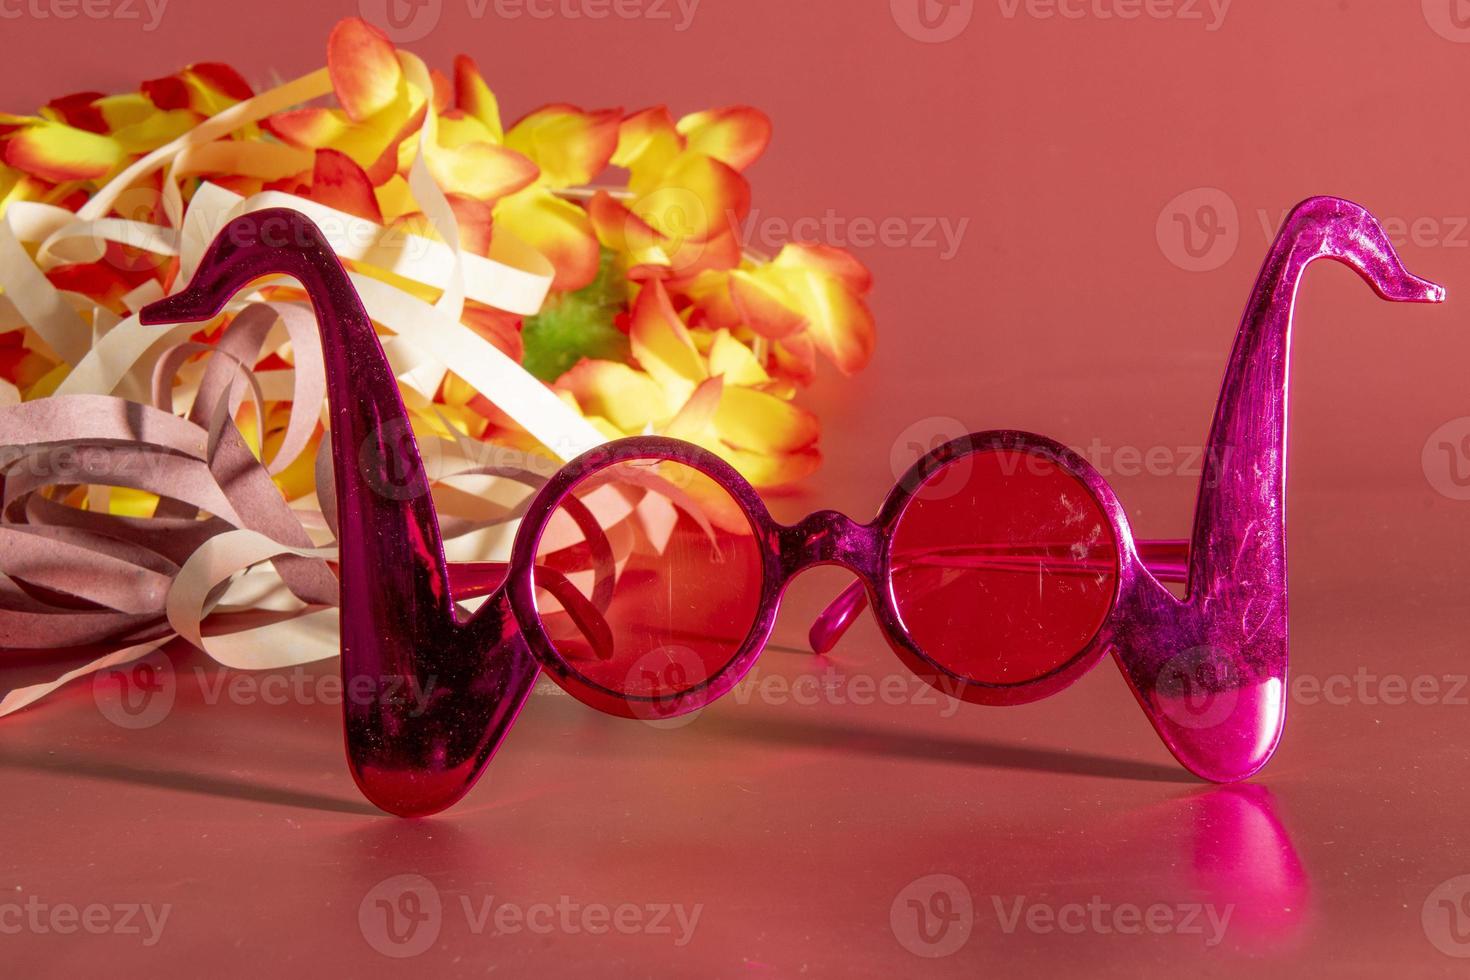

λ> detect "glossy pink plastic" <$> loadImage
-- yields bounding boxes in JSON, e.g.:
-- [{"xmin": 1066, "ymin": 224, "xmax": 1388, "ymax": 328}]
[{"xmin": 140, "ymin": 196, "xmax": 1444, "ymax": 816}]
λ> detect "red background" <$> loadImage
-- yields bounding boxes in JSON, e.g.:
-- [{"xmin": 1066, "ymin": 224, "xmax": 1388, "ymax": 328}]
[{"xmin": 6, "ymin": 1, "xmax": 1470, "ymax": 975}]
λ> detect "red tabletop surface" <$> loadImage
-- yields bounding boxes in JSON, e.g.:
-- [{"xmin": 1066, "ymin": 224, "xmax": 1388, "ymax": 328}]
[{"xmin": 5, "ymin": 2, "xmax": 1470, "ymax": 976}]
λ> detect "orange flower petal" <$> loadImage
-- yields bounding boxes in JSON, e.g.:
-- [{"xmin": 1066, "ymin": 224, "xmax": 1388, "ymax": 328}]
[
  {"xmin": 723, "ymin": 444, "xmax": 821, "ymax": 489},
  {"xmin": 426, "ymin": 136, "xmax": 537, "ymax": 202},
  {"xmin": 627, "ymin": 151, "xmax": 751, "ymax": 244},
  {"xmin": 460, "ymin": 303, "xmax": 523, "ymax": 361},
  {"xmin": 493, "ymin": 188, "xmax": 601, "ymax": 291},
  {"xmin": 3, "ymin": 122, "xmax": 121, "ymax": 182},
  {"xmin": 729, "ymin": 269, "xmax": 806, "ymax": 339},
  {"xmin": 765, "ymin": 266, "xmax": 875, "ymax": 375},
  {"xmin": 305, "ymin": 148, "xmax": 382, "ymax": 222},
  {"xmin": 706, "ymin": 329, "xmax": 770, "ymax": 386},
  {"xmin": 664, "ymin": 375, "xmax": 724, "ymax": 442},
  {"xmin": 390, "ymin": 193, "xmax": 496, "ymax": 255},
  {"xmin": 612, "ymin": 106, "xmax": 682, "ymax": 173},
  {"xmin": 556, "ymin": 358, "xmax": 666, "ymax": 432},
  {"xmin": 629, "ymin": 279, "xmax": 706, "ymax": 393},
  {"xmin": 715, "ymin": 384, "xmax": 820, "ymax": 454},
  {"xmin": 676, "ymin": 106, "xmax": 772, "ymax": 172},
  {"xmin": 506, "ymin": 104, "xmax": 620, "ymax": 188},
  {"xmin": 328, "ymin": 17, "xmax": 403, "ymax": 124},
  {"xmin": 588, "ymin": 190, "xmax": 668, "ymax": 261},
  {"xmin": 772, "ymin": 334, "xmax": 817, "ymax": 386},
  {"xmin": 685, "ymin": 269, "xmax": 742, "ymax": 330},
  {"xmin": 429, "ymin": 68, "xmax": 452, "ymax": 115},
  {"xmin": 445, "ymin": 193, "xmax": 495, "ymax": 254},
  {"xmin": 773, "ymin": 242, "xmax": 873, "ymax": 295},
  {"xmin": 453, "ymin": 55, "xmax": 504, "ymax": 142},
  {"xmin": 262, "ymin": 107, "xmax": 349, "ymax": 148},
  {"xmin": 664, "ymin": 216, "xmax": 743, "ymax": 280}
]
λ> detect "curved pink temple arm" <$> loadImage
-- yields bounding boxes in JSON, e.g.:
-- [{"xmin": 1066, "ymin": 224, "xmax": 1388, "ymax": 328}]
[
  {"xmin": 141, "ymin": 210, "xmax": 537, "ymax": 816},
  {"xmin": 1118, "ymin": 196, "xmax": 1443, "ymax": 782},
  {"xmin": 448, "ymin": 562, "xmax": 614, "ymax": 662},
  {"xmin": 808, "ymin": 539, "xmax": 1189, "ymax": 654}
]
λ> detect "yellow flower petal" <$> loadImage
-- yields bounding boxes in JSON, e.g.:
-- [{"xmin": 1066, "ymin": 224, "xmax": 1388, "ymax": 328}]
[
  {"xmin": 425, "ymin": 138, "xmax": 538, "ymax": 202},
  {"xmin": 435, "ymin": 112, "xmax": 498, "ymax": 150},
  {"xmin": 506, "ymin": 104, "xmax": 620, "ymax": 188},
  {"xmin": 763, "ymin": 265, "xmax": 875, "ymax": 375},
  {"xmin": 714, "ymin": 384, "xmax": 819, "ymax": 454},
  {"xmin": 627, "ymin": 150, "xmax": 750, "ymax": 246},
  {"xmin": 453, "ymin": 55, "xmax": 504, "ymax": 142},
  {"xmin": 664, "ymin": 375, "xmax": 723, "ymax": 442},
  {"xmin": 729, "ymin": 268, "xmax": 806, "ymax": 339},
  {"xmin": 629, "ymin": 279, "xmax": 706, "ymax": 397},
  {"xmin": 3, "ymin": 121, "xmax": 122, "ymax": 181},
  {"xmin": 676, "ymin": 106, "xmax": 772, "ymax": 172},
  {"xmin": 556, "ymin": 358, "xmax": 667, "ymax": 432},
  {"xmin": 773, "ymin": 242, "xmax": 873, "ymax": 295},
  {"xmin": 110, "ymin": 109, "xmax": 198, "ymax": 154},
  {"xmin": 613, "ymin": 107, "xmax": 683, "ymax": 174},
  {"xmin": 706, "ymin": 328, "xmax": 770, "ymax": 386},
  {"xmin": 494, "ymin": 188, "xmax": 601, "ymax": 291}
]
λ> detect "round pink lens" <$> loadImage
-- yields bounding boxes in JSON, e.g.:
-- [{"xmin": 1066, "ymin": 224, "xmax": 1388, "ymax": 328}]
[
  {"xmin": 889, "ymin": 447, "xmax": 1119, "ymax": 686},
  {"xmin": 532, "ymin": 459, "xmax": 764, "ymax": 704}
]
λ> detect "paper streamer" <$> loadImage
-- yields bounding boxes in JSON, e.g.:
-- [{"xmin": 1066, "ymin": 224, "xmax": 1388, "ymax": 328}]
[{"xmin": 0, "ymin": 57, "xmax": 622, "ymax": 716}]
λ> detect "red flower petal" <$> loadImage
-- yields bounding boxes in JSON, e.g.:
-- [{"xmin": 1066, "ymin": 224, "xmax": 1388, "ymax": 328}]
[
  {"xmin": 141, "ymin": 75, "xmax": 191, "ymax": 112},
  {"xmin": 189, "ymin": 62, "xmax": 254, "ymax": 101},
  {"xmin": 41, "ymin": 92, "xmax": 107, "ymax": 134}
]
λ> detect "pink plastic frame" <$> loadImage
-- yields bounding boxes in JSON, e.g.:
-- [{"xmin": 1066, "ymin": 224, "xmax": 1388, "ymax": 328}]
[{"xmin": 141, "ymin": 197, "xmax": 1444, "ymax": 817}]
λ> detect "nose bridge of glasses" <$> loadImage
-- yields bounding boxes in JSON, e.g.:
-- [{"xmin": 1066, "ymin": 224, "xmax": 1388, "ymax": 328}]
[{"xmin": 779, "ymin": 510, "xmax": 883, "ymax": 579}]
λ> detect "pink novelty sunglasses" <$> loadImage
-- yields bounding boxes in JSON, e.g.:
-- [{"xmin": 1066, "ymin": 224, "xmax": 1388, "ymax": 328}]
[{"xmin": 141, "ymin": 196, "xmax": 1444, "ymax": 817}]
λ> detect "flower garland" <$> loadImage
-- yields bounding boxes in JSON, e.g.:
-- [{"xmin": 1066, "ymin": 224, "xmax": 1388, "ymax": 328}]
[{"xmin": 0, "ymin": 17, "xmax": 875, "ymax": 715}]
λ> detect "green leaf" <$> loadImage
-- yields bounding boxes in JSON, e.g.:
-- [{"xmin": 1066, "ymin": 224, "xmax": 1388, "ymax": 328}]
[{"xmin": 521, "ymin": 249, "xmax": 630, "ymax": 382}]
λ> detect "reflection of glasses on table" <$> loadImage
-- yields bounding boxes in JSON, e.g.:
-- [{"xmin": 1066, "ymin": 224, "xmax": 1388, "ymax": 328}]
[{"xmin": 142, "ymin": 196, "xmax": 1444, "ymax": 816}]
